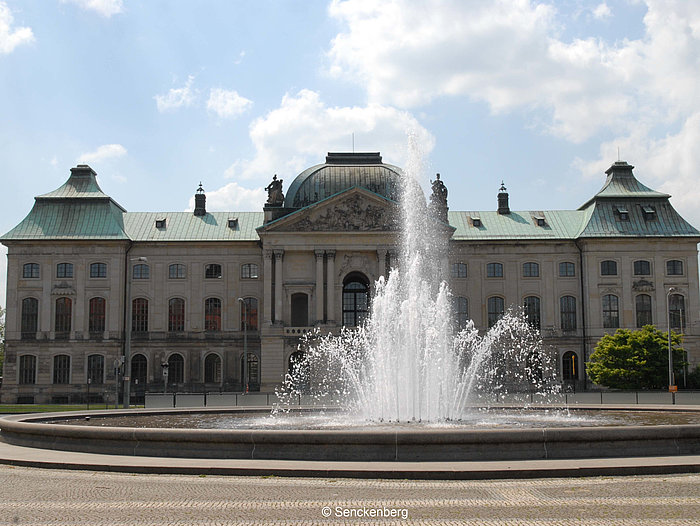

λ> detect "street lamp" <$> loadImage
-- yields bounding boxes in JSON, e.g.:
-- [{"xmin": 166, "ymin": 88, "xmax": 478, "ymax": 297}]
[
  {"xmin": 124, "ymin": 256, "xmax": 147, "ymax": 409},
  {"xmin": 161, "ymin": 362, "xmax": 169, "ymax": 394},
  {"xmin": 237, "ymin": 297, "xmax": 248, "ymax": 394},
  {"xmin": 666, "ymin": 287, "xmax": 677, "ymax": 392}
]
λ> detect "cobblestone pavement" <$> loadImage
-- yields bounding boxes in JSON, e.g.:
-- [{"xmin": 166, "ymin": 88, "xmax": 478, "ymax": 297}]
[{"xmin": 0, "ymin": 465, "xmax": 699, "ymax": 525}]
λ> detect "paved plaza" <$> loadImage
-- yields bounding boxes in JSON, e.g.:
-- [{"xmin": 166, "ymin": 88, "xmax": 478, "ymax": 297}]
[{"xmin": 0, "ymin": 465, "xmax": 698, "ymax": 525}]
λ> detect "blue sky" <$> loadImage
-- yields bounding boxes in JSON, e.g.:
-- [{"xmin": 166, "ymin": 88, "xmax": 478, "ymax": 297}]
[{"xmin": 1, "ymin": 0, "xmax": 700, "ymax": 304}]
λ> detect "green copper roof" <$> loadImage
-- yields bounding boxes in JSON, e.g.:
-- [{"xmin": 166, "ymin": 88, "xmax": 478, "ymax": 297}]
[
  {"xmin": 449, "ymin": 210, "xmax": 585, "ymax": 240},
  {"xmin": 123, "ymin": 212, "xmax": 263, "ymax": 241},
  {"xmin": 579, "ymin": 161, "xmax": 669, "ymax": 209},
  {"xmin": 1, "ymin": 165, "xmax": 129, "ymax": 241}
]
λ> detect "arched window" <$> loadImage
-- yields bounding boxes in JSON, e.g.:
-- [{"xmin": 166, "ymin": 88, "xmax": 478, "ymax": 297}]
[
  {"xmin": 204, "ymin": 353, "xmax": 222, "ymax": 383},
  {"xmin": 291, "ymin": 293, "xmax": 309, "ymax": 326},
  {"xmin": 486, "ymin": 263, "xmax": 503, "ymax": 278},
  {"xmin": 205, "ymin": 264, "xmax": 222, "ymax": 279},
  {"xmin": 131, "ymin": 354, "xmax": 147, "ymax": 385},
  {"xmin": 635, "ymin": 294, "xmax": 652, "ymax": 327},
  {"xmin": 87, "ymin": 354, "xmax": 104, "ymax": 384},
  {"xmin": 633, "ymin": 260, "xmax": 651, "ymax": 276},
  {"xmin": 522, "ymin": 262, "xmax": 539, "ymax": 277},
  {"xmin": 55, "ymin": 297, "xmax": 72, "ymax": 336},
  {"xmin": 168, "ymin": 298, "xmax": 185, "ymax": 332},
  {"xmin": 342, "ymin": 273, "xmax": 369, "ymax": 327},
  {"xmin": 21, "ymin": 297, "xmax": 38, "ymax": 339},
  {"xmin": 559, "ymin": 262, "xmax": 575, "ymax": 277},
  {"xmin": 454, "ymin": 296, "xmax": 468, "ymax": 329},
  {"xmin": 53, "ymin": 355, "xmax": 70, "ymax": 384},
  {"xmin": 451, "ymin": 262, "xmax": 467, "ymax": 278},
  {"xmin": 204, "ymin": 298, "xmax": 222, "ymax": 331},
  {"xmin": 19, "ymin": 355, "xmax": 36, "ymax": 384},
  {"xmin": 89, "ymin": 262, "xmax": 107, "ymax": 278},
  {"xmin": 240, "ymin": 352, "xmax": 259, "ymax": 387},
  {"xmin": 167, "ymin": 354, "xmax": 184, "ymax": 384},
  {"xmin": 22, "ymin": 263, "xmax": 39, "ymax": 278},
  {"xmin": 669, "ymin": 293, "xmax": 686, "ymax": 330},
  {"xmin": 89, "ymin": 297, "xmax": 106, "ymax": 333},
  {"xmin": 168, "ymin": 263, "xmax": 186, "ymax": 279},
  {"xmin": 601, "ymin": 260, "xmax": 617, "ymax": 276},
  {"xmin": 560, "ymin": 296, "xmax": 576, "ymax": 331},
  {"xmin": 132, "ymin": 298, "xmax": 148, "ymax": 332},
  {"xmin": 602, "ymin": 294, "xmax": 619, "ymax": 328},
  {"xmin": 524, "ymin": 296, "xmax": 541, "ymax": 329},
  {"xmin": 133, "ymin": 263, "xmax": 149, "ymax": 279},
  {"xmin": 487, "ymin": 296, "xmax": 505, "ymax": 328},
  {"xmin": 562, "ymin": 351, "xmax": 578, "ymax": 381},
  {"xmin": 240, "ymin": 297, "xmax": 258, "ymax": 331},
  {"xmin": 667, "ymin": 260, "xmax": 684, "ymax": 276},
  {"xmin": 56, "ymin": 262, "xmax": 73, "ymax": 278},
  {"xmin": 241, "ymin": 263, "xmax": 259, "ymax": 279}
]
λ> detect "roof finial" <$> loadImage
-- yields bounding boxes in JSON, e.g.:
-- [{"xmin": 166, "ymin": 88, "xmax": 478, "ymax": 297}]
[
  {"xmin": 196, "ymin": 181, "xmax": 204, "ymax": 194},
  {"xmin": 617, "ymin": 146, "xmax": 620, "ymax": 162},
  {"xmin": 499, "ymin": 181, "xmax": 507, "ymax": 192}
]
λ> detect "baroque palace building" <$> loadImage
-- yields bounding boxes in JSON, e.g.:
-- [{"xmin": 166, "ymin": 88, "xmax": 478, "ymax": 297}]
[{"xmin": 1, "ymin": 152, "xmax": 699, "ymax": 404}]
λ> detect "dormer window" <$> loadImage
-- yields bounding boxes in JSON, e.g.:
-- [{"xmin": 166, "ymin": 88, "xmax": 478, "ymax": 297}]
[
  {"xmin": 228, "ymin": 217, "xmax": 238, "ymax": 229},
  {"xmin": 470, "ymin": 215, "xmax": 481, "ymax": 227},
  {"xmin": 536, "ymin": 218, "xmax": 545, "ymax": 227},
  {"xmin": 155, "ymin": 218, "xmax": 166, "ymax": 229},
  {"xmin": 642, "ymin": 205, "xmax": 656, "ymax": 221},
  {"xmin": 533, "ymin": 213, "xmax": 545, "ymax": 227},
  {"xmin": 616, "ymin": 207, "xmax": 629, "ymax": 221}
]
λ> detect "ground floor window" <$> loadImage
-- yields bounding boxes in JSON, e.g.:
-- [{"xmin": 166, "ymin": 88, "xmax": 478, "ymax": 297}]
[
  {"xmin": 562, "ymin": 351, "xmax": 578, "ymax": 381},
  {"xmin": 168, "ymin": 354, "xmax": 184, "ymax": 384},
  {"xmin": 204, "ymin": 353, "xmax": 222, "ymax": 383}
]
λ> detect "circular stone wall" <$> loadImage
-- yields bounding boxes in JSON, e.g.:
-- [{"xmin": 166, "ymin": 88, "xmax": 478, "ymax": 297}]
[{"xmin": 1, "ymin": 408, "xmax": 699, "ymax": 462}]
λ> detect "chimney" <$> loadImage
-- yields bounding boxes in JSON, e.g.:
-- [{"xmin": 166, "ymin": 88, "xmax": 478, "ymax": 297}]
[
  {"xmin": 497, "ymin": 181, "xmax": 510, "ymax": 215},
  {"xmin": 194, "ymin": 182, "xmax": 206, "ymax": 216}
]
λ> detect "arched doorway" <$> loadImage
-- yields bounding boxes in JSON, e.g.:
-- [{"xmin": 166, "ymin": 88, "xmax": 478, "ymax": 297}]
[{"xmin": 342, "ymin": 272, "xmax": 369, "ymax": 327}]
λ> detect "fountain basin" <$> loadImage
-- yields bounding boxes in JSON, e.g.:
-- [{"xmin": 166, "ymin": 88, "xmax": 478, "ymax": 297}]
[{"xmin": 1, "ymin": 407, "xmax": 699, "ymax": 462}]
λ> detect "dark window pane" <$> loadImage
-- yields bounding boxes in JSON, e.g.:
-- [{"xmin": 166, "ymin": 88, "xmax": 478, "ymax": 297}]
[
  {"xmin": 601, "ymin": 260, "xmax": 617, "ymax": 276},
  {"xmin": 21, "ymin": 297, "xmax": 38, "ymax": 339},
  {"xmin": 560, "ymin": 296, "xmax": 577, "ymax": 330},
  {"xmin": 451, "ymin": 263, "xmax": 467, "ymax": 278},
  {"xmin": 87, "ymin": 354, "xmax": 104, "ymax": 384},
  {"xmin": 669, "ymin": 294, "xmax": 686, "ymax": 330},
  {"xmin": 168, "ymin": 264, "xmax": 186, "ymax": 279},
  {"xmin": 167, "ymin": 354, "xmax": 184, "ymax": 384},
  {"xmin": 90, "ymin": 262, "xmax": 107, "ymax": 278},
  {"xmin": 23, "ymin": 263, "xmax": 40, "ymax": 278},
  {"xmin": 523, "ymin": 263, "xmax": 539, "ymax": 277},
  {"xmin": 241, "ymin": 264, "xmax": 259, "ymax": 279},
  {"xmin": 559, "ymin": 262, "xmax": 575, "ymax": 277},
  {"xmin": 131, "ymin": 354, "xmax": 147, "ymax": 385},
  {"xmin": 57, "ymin": 263, "xmax": 73, "ymax": 278},
  {"xmin": 633, "ymin": 260, "xmax": 651, "ymax": 276},
  {"xmin": 89, "ymin": 297, "xmax": 106, "ymax": 333},
  {"xmin": 19, "ymin": 355, "xmax": 36, "ymax": 384},
  {"xmin": 132, "ymin": 298, "xmax": 148, "ymax": 332},
  {"xmin": 53, "ymin": 355, "xmax": 71, "ymax": 384},
  {"xmin": 635, "ymin": 294, "xmax": 652, "ymax": 327},
  {"xmin": 240, "ymin": 297, "xmax": 258, "ymax": 330},
  {"xmin": 168, "ymin": 298, "xmax": 185, "ymax": 332},
  {"xmin": 55, "ymin": 297, "xmax": 72, "ymax": 334},
  {"xmin": 667, "ymin": 260, "xmax": 683, "ymax": 275},
  {"xmin": 205, "ymin": 264, "xmax": 222, "ymax": 279},
  {"xmin": 602, "ymin": 294, "xmax": 619, "ymax": 328},
  {"xmin": 204, "ymin": 298, "xmax": 222, "ymax": 331},
  {"xmin": 204, "ymin": 354, "xmax": 222, "ymax": 383},
  {"xmin": 562, "ymin": 351, "xmax": 578, "ymax": 381},
  {"xmin": 487, "ymin": 263, "xmax": 503, "ymax": 278},
  {"xmin": 487, "ymin": 297, "xmax": 504, "ymax": 327},
  {"xmin": 133, "ymin": 264, "xmax": 150, "ymax": 279},
  {"xmin": 524, "ymin": 296, "xmax": 541, "ymax": 329}
]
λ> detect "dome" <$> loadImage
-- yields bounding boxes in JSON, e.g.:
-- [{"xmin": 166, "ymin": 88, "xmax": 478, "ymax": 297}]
[{"xmin": 283, "ymin": 152, "xmax": 403, "ymax": 208}]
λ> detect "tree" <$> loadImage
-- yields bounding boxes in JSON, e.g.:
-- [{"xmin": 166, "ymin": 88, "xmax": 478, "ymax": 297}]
[{"xmin": 587, "ymin": 326, "xmax": 685, "ymax": 390}]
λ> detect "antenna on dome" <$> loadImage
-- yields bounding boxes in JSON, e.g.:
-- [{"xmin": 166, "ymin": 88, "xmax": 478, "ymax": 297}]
[{"xmin": 617, "ymin": 146, "xmax": 620, "ymax": 161}]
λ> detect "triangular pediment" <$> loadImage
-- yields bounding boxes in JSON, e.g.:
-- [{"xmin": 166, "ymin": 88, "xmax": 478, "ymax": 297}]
[{"xmin": 261, "ymin": 186, "xmax": 399, "ymax": 232}]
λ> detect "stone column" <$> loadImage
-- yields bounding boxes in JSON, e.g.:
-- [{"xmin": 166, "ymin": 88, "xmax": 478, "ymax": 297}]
[
  {"xmin": 326, "ymin": 250, "xmax": 336, "ymax": 323},
  {"xmin": 263, "ymin": 250, "xmax": 273, "ymax": 326},
  {"xmin": 377, "ymin": 248, "xmax": 387, "ymax": 279},
  {"xmin": 315, "ymin": 249, "xmax": 325, "ymax": 324},
  {"xmin": 274, "ymin": 250, "xmax": 284, "ymax": 325}
]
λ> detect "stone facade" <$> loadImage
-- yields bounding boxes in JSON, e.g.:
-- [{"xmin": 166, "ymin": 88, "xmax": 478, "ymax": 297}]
[{"xmin": 2, "ymin": 154, "xmax": 699, "ymax": 403}]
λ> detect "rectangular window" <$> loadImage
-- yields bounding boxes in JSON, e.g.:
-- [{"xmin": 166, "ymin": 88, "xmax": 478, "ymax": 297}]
[
  {"xmin": 241, "ymin": 263, "xmax": 259, "ymax": 279},
  {"xmin": 89, "ymin": 262, "xmax": 107, "ymax": 278},
  {"xmin": 19, "ymin": 355, "xmax": 36, "ymax": 385},
  {"xmin": 487, "ymin": 297, "xmax": 504, "ymax": 327},
  {"xmin": 560, "ymin": 296, "xmax": 577, "ymax": 330},
  {"xmin": 169, "ymin": 264, "xmax": 186, "ymax": 279},
  {"xmin": 523, "ymin": 262, "xmax": 539, "ymax": 277},
  {"xmin": 22, "ymin": 263, "xmax": 40, "ymax": 278},
  {"xmin": 487, "ymin": 263, "xmax": 503, "ymax": 278},
  {"xmin": 602, "ymin": 294, "xmax": 619, "ymax": 328},
  {"xmin": 53, "ymin": 355, "xmax": 71, "ymax": 384},
  {"xmin": 633, "ymin": 260, "xmax": 651, "ymax": 276},
  {"xmin": 667, "ymin": 260, "xmax": 683, "ymax": 276},
  {"xmin": 89, "ymin": 297, "xmax": 106, "ymax": 333},
  {"xmin": 56, "ymin": 263, "xmax": 73, "ymax": 278},
  {"xmin": 600, "ymin": 260, "xmax": 617, "ymax": 276},
  {"xmin": 559, "ymin": 262, "xmax": 575, "ymax": 277},
  {"xmin": 87, "ymin": 355, "xmax": 104, "ymax": 384},
  {"xmin": 133, "ymin": 264, "xmax": 150, "ymax": 279},
  {"xmin": 205, "ymin": 264, "xmax": 222, "ymax": 279},
  {"xmin": 451, "ymin": 263, "xmax": 467, "ymax": 278}
]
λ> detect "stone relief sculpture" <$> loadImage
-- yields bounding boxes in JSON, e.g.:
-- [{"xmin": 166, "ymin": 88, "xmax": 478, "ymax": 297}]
[
  {"xmin": 265, "ymin": 174, "xmax": 285, "ymax": 207},
  {"xmin": 285, "ymin": 194, "xmax": 398, "ymax": 232}
]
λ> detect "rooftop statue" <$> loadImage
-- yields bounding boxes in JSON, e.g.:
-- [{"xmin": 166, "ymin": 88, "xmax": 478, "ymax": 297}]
[
  {"xmin": 430, "ymin": 173, "xmax": 448, "ymax": 222},
  {"xmin": 265, "ymin": 174, "xmax": 285, "ymax": 207}
]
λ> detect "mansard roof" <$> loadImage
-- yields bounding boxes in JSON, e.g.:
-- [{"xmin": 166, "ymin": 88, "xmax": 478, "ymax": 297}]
[
  {"xmin": 1, "ymin": 165, "xmax": 129, "ymax": 241},
  {"xmin": 123, "ymin": 212, "xmax": 263, "ymax": 241},
  {"xmin": 449, "ymin": 210, "xmax": 584, "ymax": 240}
]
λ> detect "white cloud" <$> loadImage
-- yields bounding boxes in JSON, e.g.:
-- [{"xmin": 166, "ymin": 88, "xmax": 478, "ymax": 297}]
[
  {"xmin": 206, "ymin": 88, "xmax": 253, "ymax": 119},
  {"xmin": 226, "ymin": 89, "xmax": 434, "ymax": 182},
  {"xmin": 592, "ymin": 3, "xmax": 612, "ymax": 20},
  {"xmin": 188, "ymin": 182, "xmax": 267, "ymax": 213},
  {"xmin": 78, "ymin": 143, "xmax": 127, "ymax": 164},
  {"xmin": 206, "ymin": 89, "xmax": 434, "ymax": 210},
  {"xmin": 0, "ymin": 1, "xmax": 34, "ymax": 54},
  {"xmin": 154, "ymin": 75, "xmax": 197, "ymax": 113},
  {"xmin": 61, "ymin": 0, "xmax": 123, "ymax": 17}
]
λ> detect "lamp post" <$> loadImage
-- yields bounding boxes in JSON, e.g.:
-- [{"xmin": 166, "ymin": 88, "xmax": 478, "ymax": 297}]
[
  {"xmin": 124, "ymin": 256, "xmax": 147, "ymax": 409},
  {"xmin": 666, "ymin": 287, "xmax": 677, "ymax": 392},
  {"xmin": 237, "ymin": 297, "xmax": 248, "ymax": 394}
]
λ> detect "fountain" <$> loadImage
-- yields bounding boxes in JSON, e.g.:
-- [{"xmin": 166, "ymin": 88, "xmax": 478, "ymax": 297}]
[{"xmin": 1, "ymin": 142, "xmax": 699, "ymax": 470}]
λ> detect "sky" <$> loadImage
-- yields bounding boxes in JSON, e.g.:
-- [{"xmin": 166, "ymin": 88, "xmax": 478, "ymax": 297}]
[{"xmin": 1, "ymin": 0, "xmax": 700, "ymax": 305}]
